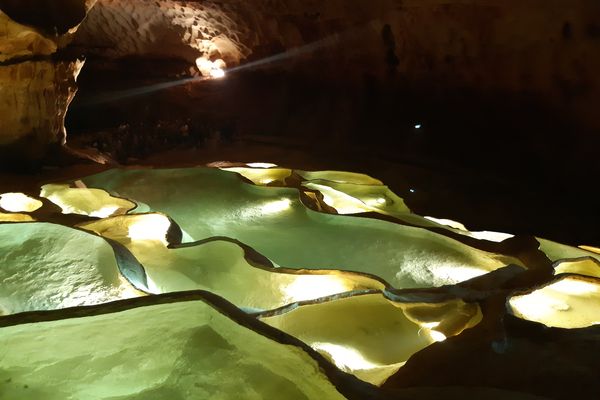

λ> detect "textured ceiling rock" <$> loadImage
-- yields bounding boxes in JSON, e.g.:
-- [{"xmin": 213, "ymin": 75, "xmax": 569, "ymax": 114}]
[
  {"xmin": 74, "ymin": 0, "xmax": 253, "ymax": 64},
  {"xmin": 0, "ymin": 0, "xmax": 95, "ymax": 36},
  {"xmin": 72, "ymin": 0, "xmax": 393, "ymax": 69},
  {"xmin": 2, "ymin": 0, "xmax": 600, "ymax": 163},
  {"xmin": 71, "ymin": 0, "xmax": 600, "ymax": 134},
  {"xmin": 0, "ymin": 10, "xmax": 57, "ymax": 63},
  {"xmin": 0, "ymin": 0, "xmax": 96, "ymax": 62}
]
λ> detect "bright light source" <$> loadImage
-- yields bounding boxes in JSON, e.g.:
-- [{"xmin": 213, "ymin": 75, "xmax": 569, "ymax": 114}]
[
  {"xmin": 0, "ymin": 192, "xmax": 43, "ymax": 213},
  {"xmin": 210, "ymin": 67, "xmax": 225, "ymax": 79},
  {"xmin": 414, "ymin": 124, "xmax": 422, "ymax": 129},
  {"xmin": 196, "ymin": 57, "xmax": 227, "ymax": 79},
  {"xmin": 409, "ymin": 189, "xmax": 416, "ymax": 193}
]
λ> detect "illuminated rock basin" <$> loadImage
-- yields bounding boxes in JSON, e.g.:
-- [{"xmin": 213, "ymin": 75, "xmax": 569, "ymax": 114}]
[
  {"xmin": 0, "ymin": 222, "xmax": 145, "ymax": 315},
  {"xmin": 0, "ymin": 293, "xmax": 355, "ymax": 400},
  {"xmin": 0, "ymin": 163, "xmax": 599, "ymax": 398},
  {"xmin": 80, "ymin": 167, "xmax": 522, "ymax": 288}
]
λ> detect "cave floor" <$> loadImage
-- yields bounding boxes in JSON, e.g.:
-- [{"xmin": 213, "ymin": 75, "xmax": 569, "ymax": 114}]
[
  {"xmin": 1, "ymin": 138, "xmax": 596, "ymax": 248},
  {"xmin": 2, "ymin": 140, "xmax": 600, "ymax": 399}
]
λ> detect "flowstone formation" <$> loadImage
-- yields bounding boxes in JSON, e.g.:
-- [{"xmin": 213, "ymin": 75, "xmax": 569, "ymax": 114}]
[{"xmin": 1, "ymin": 163, "xmax": 600, "ymax": 398}]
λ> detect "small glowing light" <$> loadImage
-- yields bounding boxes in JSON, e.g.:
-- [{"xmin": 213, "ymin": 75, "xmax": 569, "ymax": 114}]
[
  {"xmin": 312, "ymin": 342, "xmax": 380, "ymax": 371},
  {"xmin": 409, "ymin": 189, "xmax": 416, "ymax": 193},
  {"xmin": 247, "ymin": 163, "xmax": 278, "ymax": 169},
  {"xmin": 260, "ymin": 199, "xmax": 292, "ymax": 214},
  {"xmin": 128, "ymin": 214, "xmax": 171, "ymax": 244},
  {"xmin": 196, "ymin": 57, "xmax": 227, "ymax": 79},
  {"xmin": 414, "ymin": 124, "xmax": 422, "ymax": 129},
  {"xmin": 428, "ymin": 330, "xmax": 447, "ymax": 342},
  {"xmin": 0, "ymin": 193, "xmax": 43, "ymax": 213},
  {"xmin": 283, "ymin": 275, "xmax": 351, "ymax": 303}
]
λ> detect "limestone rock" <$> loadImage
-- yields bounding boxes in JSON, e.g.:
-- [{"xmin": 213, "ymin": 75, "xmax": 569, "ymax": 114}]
[
  {"xmin": 0, "ymin": 1, "xmax": 95, "ymax": 165},
  {"xmin": 81, "ymin": 167, "xmax": 521, "ymax": 288},
  {"xmin": 0, "ymin": 59, "xmax": 84, "ymax": 161},
  {"xmin": 260, "ymin": 292, "xmax": 481, "ymax": 386},
  {"xmin": 79, "ymin": 214, "xmax": 386, "ymax": 311},
  {"xmin": 0, "ymin": 0, "xmax": 96, "ymax": 36},
  {"xmin": 73, "ymin": 0, "xmax": 251, "ymax": 64},
  {"xmin": 0, "ymin": 9, "xmax": 57, "ymax": 62},
  {"xmin": 0, "ymin": 292, "xmax": 360, "ymax": 399},
  {"xmin": 0, "ymin": 222, "xmax": 146, "ymax": 315}
]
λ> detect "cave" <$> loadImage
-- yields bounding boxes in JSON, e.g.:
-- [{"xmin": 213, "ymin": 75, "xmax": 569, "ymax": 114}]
[{"xmin": 1, "ymin": 1, "xmax": 600, "ymax": 399}]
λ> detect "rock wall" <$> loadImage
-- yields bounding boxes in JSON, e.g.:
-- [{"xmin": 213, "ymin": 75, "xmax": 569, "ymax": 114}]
[
  {"xmin": 0, "ymin": 2, "xmax": 94, "ymax": 166},
  {"xmin": 0, "ymin": 9, "xmax": 57, "ymax": 62},
  {"xmin": 73, "ymin": 0, "xmax": 253, "ymax": 65},
  {"xmin": 74, "ymin": 0, "xmax": 600, "ymax": 131},
  {"xmin": 2, "ymin": 0, "xmax": 600, "ymax": 165},
  {"xmin": 0, "ymin": 60, "xmax": 84, "ymax": 161}
]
